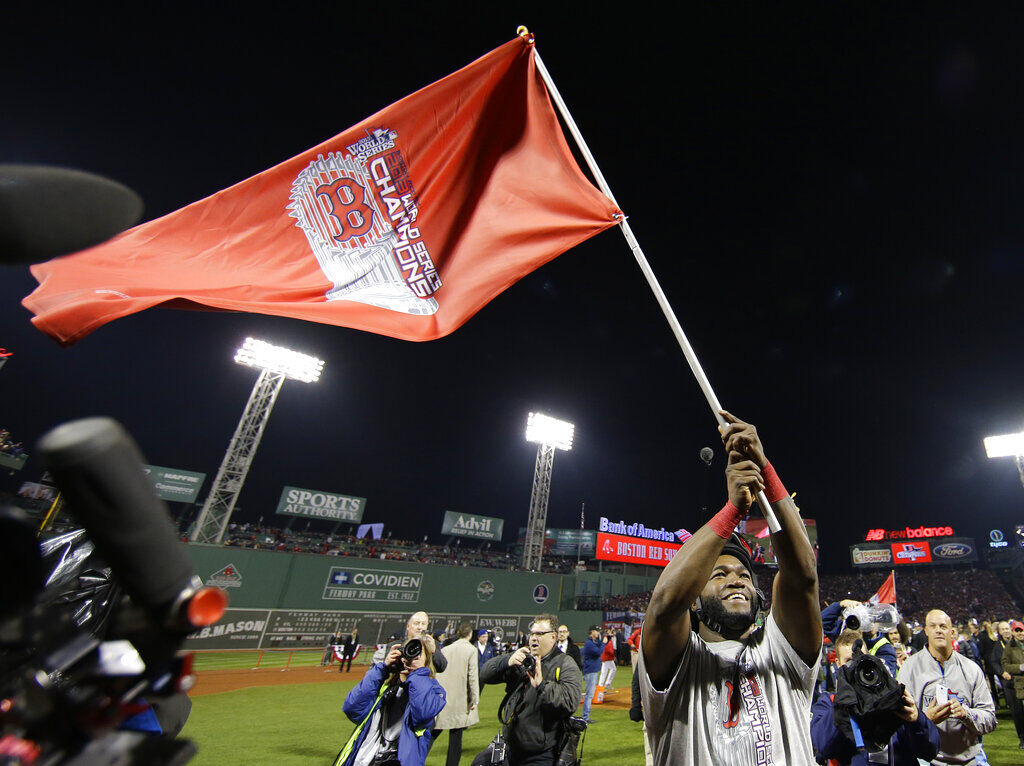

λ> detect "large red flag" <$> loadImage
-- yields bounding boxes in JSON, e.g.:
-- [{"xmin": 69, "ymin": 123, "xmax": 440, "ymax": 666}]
[
  {"xmin": 23, "ymin": 37, "xmax": 621, "ymax": 346},
  {"xmin": 869, "ymin": 571, "xmax": 897, "ymax": 605}
]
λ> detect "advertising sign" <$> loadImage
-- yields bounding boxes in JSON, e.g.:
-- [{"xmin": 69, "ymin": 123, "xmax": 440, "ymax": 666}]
[
  {"xmin": 550, "ymin": 529, "xmax": 597, "ymax": 556},
  {"xmin": 276, "ymin": 486, "xmax": 366, "ymax": 522},
  {"xmin": 323, "ymin": 566, "xmax": 422, "ymax": 603},
  {"xmin": 442, "ymin": 511, "xmax": 503, "ymax": 541},
  {"xmin": 599, "ymin": 517, "xmax": 679, "ymax": 543},
  {"xmin": 850, "ymin": 544, "xmax": 893, "ymax": 567},
  {"xmin": 865, "ymin": 525, "xmax": 954, "ymax": 541},
  {"xmin": 596, "ymin": 531, "xmax": 681, "ymax": 567},
  {"xmin": 188, "ymin": 609, "xmax": 270, "ymax": 649},
  {"xmin": 853, "ymin": 537, "xmax": 976, "ymax": 567},
  {"xmin": 891, "ymin": 541, "xmax": 932, "ymax": 565},
  {"xmin": 143, "ymin": 465, "xmax": 206, "ymax": 503},
  {"xmin": 516, "ymin": 528, "xmax": 597, "ymax": 556},
  {"xmin": 930, "ymin": 538, "xmax": 977, "ymax": 563}
]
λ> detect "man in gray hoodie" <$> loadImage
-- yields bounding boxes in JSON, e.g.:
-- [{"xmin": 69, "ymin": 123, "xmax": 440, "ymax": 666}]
[{"xmin": 896, "ymin": 609, "xmax": 996, "ymax": 765}]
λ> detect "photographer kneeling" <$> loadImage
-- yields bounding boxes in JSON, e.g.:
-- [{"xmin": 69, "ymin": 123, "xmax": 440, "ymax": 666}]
[
  {"xmin": 334, "ymin": 638, "xmax": 446, "ymax": 766},
  {"xmin": 811, "ymin": 630, "xmax": 939, "ymax": 766},
  {"xmin": 478, "ymin": 614, "xmax": 583, "ymax": 766}
]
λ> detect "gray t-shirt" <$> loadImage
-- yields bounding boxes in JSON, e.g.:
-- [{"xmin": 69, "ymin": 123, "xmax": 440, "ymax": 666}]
[{"xmin": 639, "ymin": 612, "xmax": 818, "ymax": 766}]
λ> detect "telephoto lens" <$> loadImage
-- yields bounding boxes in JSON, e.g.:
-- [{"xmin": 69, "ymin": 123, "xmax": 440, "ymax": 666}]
[
  {"xmin": 854, "ymin": 658, "xmax": 883, "ymax": 690},
  {"xmin": 521, "ymin": 654, "xmax": 536, "ymax": 673},
  {"xmin": 401, "ymin": 638, "xmax": 423, "ymax": 663}
]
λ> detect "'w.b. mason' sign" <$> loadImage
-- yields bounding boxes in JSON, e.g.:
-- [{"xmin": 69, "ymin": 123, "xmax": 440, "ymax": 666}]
[{"xmin": 441, "ymin": 511, "xmax": 503, "ymax": 541}]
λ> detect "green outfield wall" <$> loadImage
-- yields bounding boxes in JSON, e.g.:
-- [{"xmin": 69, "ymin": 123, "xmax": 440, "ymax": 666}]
[{"xmin": 183, "ymin": 545, "xmax": 655, "ymax": 651}]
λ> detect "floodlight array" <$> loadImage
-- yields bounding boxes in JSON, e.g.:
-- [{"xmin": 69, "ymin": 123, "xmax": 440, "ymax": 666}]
[
  {"xmin": 234, "ymin": 337, "xmax": 324, "ymax": 383},
  {"xmin": 525, "ymin": 412, "xmax": 574, "ymax": 451},
  {"xmin": 984, "ymin": 432, "xmax": 1024, "ymax": 459}
]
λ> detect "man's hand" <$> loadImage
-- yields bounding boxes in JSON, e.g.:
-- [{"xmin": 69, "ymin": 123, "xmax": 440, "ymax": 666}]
[
  {"xmin": 420, "ymin": 634, "xmax": 436, "ymax": 653},
  {"xmin": 726, "ymin": 450, "xmax": 764, "ymax": 512},
  {"xmin": 508, "ymin": 647, "xmax": 530, "ymax": 667},
  {"xmin": 924, "ymin": 698, "xmax": 952, "ymax": 724},
  {"xmin": 720, "ymin": 411, "xmax": 767, "ymax": 468},
  {"xmin": 528, "ymin": 656, "xmax": 544, "ymax": 688},
  {"xmin": 839, "ymin": 599, "xmax": 861, "ymax": 610},
  {"xmin": 949, "ymin": 698, "xmax": 969, "ymax": 720},
  {"xmin": 1003, "ymin": 671, "xmax": 1012, "ymax": 681},
  {"xmin": 385, "ymin": 646, "xmax": 402, "ymax": 667},
  {"xmin": 896, "ymin": 689, "xmax": 919, "ymax": 723}
]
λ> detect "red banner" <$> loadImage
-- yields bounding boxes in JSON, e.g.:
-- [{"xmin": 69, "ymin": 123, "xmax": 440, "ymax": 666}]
[
  {"xmin": 891, "ymin": 541, "xmax": 932, "ymax": 565},
  {"xmin": 869, "ymin": 572, "xmax": 897, "ymax": 603},
  {"xmin": 24, "ymin": 37, "xmax": 620, "ymax": 346},
  {"xmin": 596, "ymin": 532, "xmax": 681, "ymax": 567}
]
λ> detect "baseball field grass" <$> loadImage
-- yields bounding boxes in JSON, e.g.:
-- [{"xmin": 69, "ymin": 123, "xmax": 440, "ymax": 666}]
[{"xmin": 182, "ymin": 653, "xmax": 1022, "ymax": 765}]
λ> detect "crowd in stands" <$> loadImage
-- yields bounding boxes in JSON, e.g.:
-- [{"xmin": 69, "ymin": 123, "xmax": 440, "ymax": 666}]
[
  {"xmin": 818, "ymin": 567, "xmax": 1018, "ymax": 625},
  {"xmin": 0, "ymin": 428, "xmax": 25, "ymax": 458},
  {"xmin": 217, "ymin": 522, "xmax": 579, "ymax": 574},
  {"xmin": 577, "ymin": 567, "xmax": 1020, "ymax": 627}
]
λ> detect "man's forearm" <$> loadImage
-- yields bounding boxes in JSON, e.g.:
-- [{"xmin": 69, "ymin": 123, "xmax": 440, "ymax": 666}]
[
  {"xmin": 642, "ymin": 505, "xmax": 744, "ymax": 685},
  {"xmin": 764, "ymin": 465, "xmax": 816, "ymax": 583},
  {"xmin": 480, "ymin": 654, "xmax": 510, "ymax": 685},
  {"xmin": 764, "ymin": 464, "xmax": 821, "ymax": 664}
]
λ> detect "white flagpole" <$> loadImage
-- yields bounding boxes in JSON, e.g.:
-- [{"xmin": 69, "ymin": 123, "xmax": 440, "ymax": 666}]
[{"xmin": 523, "ymin": 29, "xmax": 781, "ymax": 533}]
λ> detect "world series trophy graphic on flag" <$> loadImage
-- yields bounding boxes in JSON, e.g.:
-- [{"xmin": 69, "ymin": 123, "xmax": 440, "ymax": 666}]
[{"xmin": 288, "ymin": 128, "xmax": 441, "ymax": 315}]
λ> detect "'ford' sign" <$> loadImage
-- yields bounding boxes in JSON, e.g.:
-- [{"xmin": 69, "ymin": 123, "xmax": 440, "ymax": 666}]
[{"xmin": 933, "ymin": 542, "xmax": 974, "ymax": 560}]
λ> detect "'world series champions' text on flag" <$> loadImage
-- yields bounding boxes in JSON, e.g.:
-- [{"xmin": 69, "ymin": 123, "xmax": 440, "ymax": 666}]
[{"xmin": 23, "ymin": 36, "xmax": 622, "ymax": 346}]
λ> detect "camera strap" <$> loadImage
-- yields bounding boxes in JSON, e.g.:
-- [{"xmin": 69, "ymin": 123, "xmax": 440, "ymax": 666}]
[{"xmin": 848, "ymin": 716, "xmax": 865, "ymax": 748}]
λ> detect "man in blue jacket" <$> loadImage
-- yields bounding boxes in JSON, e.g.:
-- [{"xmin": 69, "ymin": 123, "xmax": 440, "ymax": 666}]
[
  {"xmin": 811, "ymin": 630, "xmax": 939, "ymax": 765},
  {"xmin": 822, "ymin": 600, "xmax": 899, "ymax": 678},
  {"xmin": 475, "ymin": 629, "xmax": 496, "ymax": 670},
  {"xmin": 580, "ymin": 624, "xmax": 603, "ymax": 723}
]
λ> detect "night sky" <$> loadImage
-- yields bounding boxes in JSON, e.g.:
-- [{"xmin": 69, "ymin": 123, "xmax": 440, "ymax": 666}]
[{"xmin": 3, "ymin": 6, "xmax": 1023, "ymax": 573}]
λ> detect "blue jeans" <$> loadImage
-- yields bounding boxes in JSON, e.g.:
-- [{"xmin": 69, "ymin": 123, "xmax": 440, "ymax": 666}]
[{"xmin": 581, "ymin": 671, "xmax": 599, "ymax": 720}]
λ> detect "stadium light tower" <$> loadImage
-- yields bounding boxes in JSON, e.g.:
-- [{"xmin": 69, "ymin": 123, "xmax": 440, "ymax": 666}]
[
  {"xmin": 190, "ymin": 338, "xmax": 324, "ymax": 544},
  {"xmin": 984, "ymin": 431, "xmax": 1024, "ymax": 489},
  {"xmin": 522, "ymin": 412, "xmax": 574, "ymax": 571}
]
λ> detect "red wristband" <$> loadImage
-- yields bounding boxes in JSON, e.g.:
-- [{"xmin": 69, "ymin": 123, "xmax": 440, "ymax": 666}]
[
  {"xmin": 762, "ymin": 461, "xmax": 788, "ymax": 503},
  {"xmin": 708, "ymin": 502, "xmax": 744, "ymax": 539}
]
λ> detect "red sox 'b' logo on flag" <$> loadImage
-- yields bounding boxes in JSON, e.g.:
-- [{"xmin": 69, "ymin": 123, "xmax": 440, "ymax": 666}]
[{"xmin": 289, "ymin": 128, "xmax": 442, "ymax": 315}]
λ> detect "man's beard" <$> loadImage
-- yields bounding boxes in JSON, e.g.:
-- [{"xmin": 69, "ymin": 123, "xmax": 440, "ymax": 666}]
[{"xmin": 699, "ymin": 595, "xmax": 758, "ymax": 639}]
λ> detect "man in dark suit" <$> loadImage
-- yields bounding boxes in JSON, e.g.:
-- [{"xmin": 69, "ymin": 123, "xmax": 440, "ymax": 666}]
[
  {"xmin": 475, "ymin": 628, "xmax": 496, "ymax": 668},
  {"xmin": 339, "ymin": 627, "xmax": 358, "ymax": 673},
  {"xmin": 556, "ymin": 623, "xmax": 582, "ymax": 669}
]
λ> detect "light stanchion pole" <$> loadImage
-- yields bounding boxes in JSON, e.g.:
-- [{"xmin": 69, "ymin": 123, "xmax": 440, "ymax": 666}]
[
  {"xmin": 523, "ymin": 413, "xmax": 575, "ymax": 571},
  {"xmin": 190, "ymin": 338, "xmax": 324, "ymax": 544}
]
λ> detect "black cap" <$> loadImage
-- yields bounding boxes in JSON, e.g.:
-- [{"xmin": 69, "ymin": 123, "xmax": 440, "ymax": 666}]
[
  {"xmin": 719, "ymin": 532, "xmax": 755, "ymax": 576},
  {"xmin": 589, "ymin": 624, "xmax": 601, "ymax": 633}
]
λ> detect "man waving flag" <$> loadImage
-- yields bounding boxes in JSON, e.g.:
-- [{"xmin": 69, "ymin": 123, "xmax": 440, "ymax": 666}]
[{"xmin": 24, "ymin": 35, "xmax": 621, "ymax": 346}]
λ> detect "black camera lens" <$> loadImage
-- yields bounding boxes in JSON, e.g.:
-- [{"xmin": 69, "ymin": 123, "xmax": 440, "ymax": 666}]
[
  {"xmin": 401, "ymin": 638, "xmax": 423, "ymax": 662},
  {"xmin": 845, "ymin": 615, "xmax": 861, "ymax": 631},
  {"xmin": 522, "ymin": 654, "xmax": 536, "ymax": 673},
  {"xmin": 854, "ymin": 659, "xmax": 883, "ymax": 689}
]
